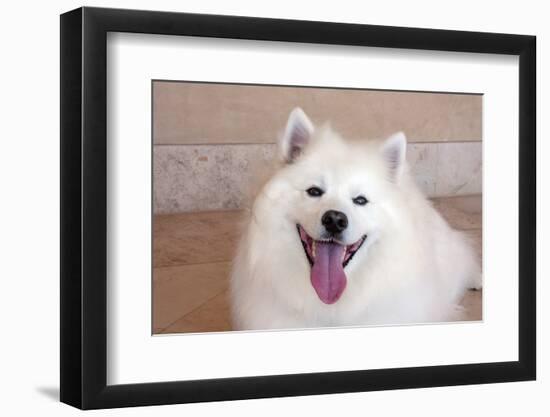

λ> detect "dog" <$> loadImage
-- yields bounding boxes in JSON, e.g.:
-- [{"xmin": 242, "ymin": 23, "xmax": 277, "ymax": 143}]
[{"xmin": 230, "ymin": 108, "xmax": 481, "ymax": 330}]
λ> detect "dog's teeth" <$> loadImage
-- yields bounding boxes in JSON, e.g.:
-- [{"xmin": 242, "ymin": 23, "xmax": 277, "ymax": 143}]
[{"xmin": 312, "ymin": 241, "xmax": 316, "ymax": 257}]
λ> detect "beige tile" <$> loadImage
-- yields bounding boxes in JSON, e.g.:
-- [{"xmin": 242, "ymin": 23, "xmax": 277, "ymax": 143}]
[
  {"xmin": 463, "ymin": 229, "xmax": 483, "ymax": 267},
  {"xmin": 153, "ymin": 262, "xmax": 231, "ymax": 332},
  {"xmin": 154, "ymin": 210, "xmax": 243, "ymax": 267},
  {"xmin": 153, "ymin": 196, "xmax": 482, "ymax": 268},
  {"xmin": 460, "ymin": 290, "xmax": 482, "ymax": 321},
  {"xmin": 440, "ymin": 194, "xmax": 482, "ymax": 213},
  {"xmin": 153, "ymin": 81, "xmax": 481, "ymax": 145},
  {"xmin": 432, "ymin": 195, "xmax": 482, "ymax": 230},
  {"xmin": 161, "ymin": 290, "xmax": 232, "ymax": 334},
  {"xmin": 432, "ymin": 195, "xmax": 482, "ymax": 266},
  {"xmin": 153, "ymin": 196, "xmax": 482, "ymax": 334}
]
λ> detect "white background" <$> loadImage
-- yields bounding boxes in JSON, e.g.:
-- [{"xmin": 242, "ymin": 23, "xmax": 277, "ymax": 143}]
[{"xmin": 0, "ymin": 0, "xmax": 545, "ymax": 415}]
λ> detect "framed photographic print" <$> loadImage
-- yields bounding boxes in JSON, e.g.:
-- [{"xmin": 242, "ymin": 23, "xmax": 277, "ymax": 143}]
[{"xmin": 60, "ymin": 6, "xmax": 536, "ymax": 410}]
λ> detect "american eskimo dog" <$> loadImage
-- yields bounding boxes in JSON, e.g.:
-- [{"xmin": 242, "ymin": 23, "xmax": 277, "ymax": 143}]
[{"xmin": 230, "ymin": 108, "xmax": 480, "ymax": 330}]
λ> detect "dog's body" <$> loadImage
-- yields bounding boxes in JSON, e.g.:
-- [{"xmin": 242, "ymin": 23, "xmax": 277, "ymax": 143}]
[{"xmin": 230, "ymin": 108, "xmax": 480, "ymax": 330}]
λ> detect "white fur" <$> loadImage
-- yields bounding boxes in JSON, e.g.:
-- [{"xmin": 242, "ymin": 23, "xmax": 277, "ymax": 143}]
[{"xmin": 230, "ymin": 108, "xmax": 481, "ymax": 330}]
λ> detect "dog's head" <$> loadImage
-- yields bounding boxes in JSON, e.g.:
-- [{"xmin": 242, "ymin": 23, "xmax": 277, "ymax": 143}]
[{"xmin": 258, "ymin": 108, "xmax": 409, "ymax": 304}]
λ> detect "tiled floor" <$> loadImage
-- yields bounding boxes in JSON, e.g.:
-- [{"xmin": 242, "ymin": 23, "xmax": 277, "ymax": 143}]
[{"xmin": 153, "ymin": 195, "xmax": 482, "ymax": 334}]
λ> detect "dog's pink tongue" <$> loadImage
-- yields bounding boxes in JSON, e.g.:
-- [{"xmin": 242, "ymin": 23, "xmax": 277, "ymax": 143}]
[{"xmin": 311, "ymin": 242, "xmax": 347, "ymax": 304}]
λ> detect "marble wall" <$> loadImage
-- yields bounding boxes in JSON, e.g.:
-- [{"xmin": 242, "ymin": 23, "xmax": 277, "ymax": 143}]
[
  {"xmin": 153, "ymin": 142, "xmax": 481, "ymax": 214},
  {"xmin": 152, "ymin": 82, "xmax": 482, "ymax": 214}
]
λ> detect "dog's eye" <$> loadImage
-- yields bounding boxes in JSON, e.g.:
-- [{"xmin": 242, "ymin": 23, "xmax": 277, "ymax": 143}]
[
  {"xmin": 353, "ymin": 196, "xmax": 368, "ymax": 206},
  {"xmin": 306, "ymin": 186, "xmax": 324, "ymax": 197}
]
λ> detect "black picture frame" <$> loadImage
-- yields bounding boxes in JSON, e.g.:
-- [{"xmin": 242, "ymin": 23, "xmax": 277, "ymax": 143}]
[{"xmin": 60, "ymin": 6, "xmax": 536, "ymax": 410}]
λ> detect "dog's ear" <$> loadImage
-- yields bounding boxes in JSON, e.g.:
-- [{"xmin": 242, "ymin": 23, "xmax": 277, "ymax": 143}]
[
  {"xmin": 381, "ymin": 131, "xmax": 407, "ymax": 182},
  {"xmin": 280, "ymin": 107, "xmax": 314, "ymax": 163}
]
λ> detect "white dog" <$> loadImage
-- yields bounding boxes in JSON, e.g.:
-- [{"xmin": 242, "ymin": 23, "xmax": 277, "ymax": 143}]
[{"xmin": 230, "ymin": 108, "xmax": 480, "ymax": 330}]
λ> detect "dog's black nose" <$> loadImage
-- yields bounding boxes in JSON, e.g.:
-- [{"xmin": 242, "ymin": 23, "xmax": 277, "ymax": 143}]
[{"xmin": 321, "ymin": 210, "xmax": 348, "ymax": 235}]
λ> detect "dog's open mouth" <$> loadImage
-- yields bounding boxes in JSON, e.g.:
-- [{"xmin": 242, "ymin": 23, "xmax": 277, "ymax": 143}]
[{"xmin": 297, "ymin": 225, "xmax": 367, "ymax": 304}]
